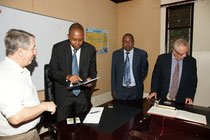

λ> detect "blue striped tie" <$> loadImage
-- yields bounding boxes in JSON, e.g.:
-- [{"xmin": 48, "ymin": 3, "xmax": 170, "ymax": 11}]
[
  {"xmin": 72, "ymin": 49, "xmax": 80, "ymax": 96},
  {"xmin": 124, "ymin": 51, "xmax": 131, "ymax": 86}
]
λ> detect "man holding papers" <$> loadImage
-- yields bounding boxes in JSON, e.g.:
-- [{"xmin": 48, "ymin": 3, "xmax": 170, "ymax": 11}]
[
  {"xmin": 147, "ymin": 38, "xmax": 197, "ymax": 105},
  {"xmin": 49, "ymin": 23, "xmax": 97, "ymax": 122}
]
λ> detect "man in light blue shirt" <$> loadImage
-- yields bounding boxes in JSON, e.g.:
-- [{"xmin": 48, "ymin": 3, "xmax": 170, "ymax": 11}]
[{"xmin": 111, "ymin": 33, "xmax": 148, "ymax": 100}]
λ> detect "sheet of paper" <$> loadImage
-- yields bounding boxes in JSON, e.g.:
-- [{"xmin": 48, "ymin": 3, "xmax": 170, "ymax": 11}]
[
  {"xmin": 175, "ymin": 110, "xmax": 207, "ymax": 125},
  {"xmin": 147, "ymin": 106, "xmax": 177, "ymax": 118},
  {"xmin": 83, "ymin": 107, "xmax": 104, "ymax": 124}
]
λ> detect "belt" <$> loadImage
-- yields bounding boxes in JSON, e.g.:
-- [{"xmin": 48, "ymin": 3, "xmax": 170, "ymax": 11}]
[{"xmin": 123, "ymin": 86, "xmax": 135, "ymax": 88}]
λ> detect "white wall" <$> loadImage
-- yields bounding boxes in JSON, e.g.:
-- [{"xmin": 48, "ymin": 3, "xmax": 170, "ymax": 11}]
[
  {"xmin": 192, "ymin": 0, "xmax": 210, "ymax": 107},
  {"xmin": 0, "ymin": 6, "xmax": 73, "ymax": 90},
  {"xmin": 161, "ymin": 0, "xmax": 210, "ymax": 107}
]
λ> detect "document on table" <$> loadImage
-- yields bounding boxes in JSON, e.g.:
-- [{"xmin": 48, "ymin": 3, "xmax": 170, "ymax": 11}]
[
  {"xmin": 147, "ymin": 106, "xmax": 207, "ymax": 125},
  {"xmin": 83, "ymin": 107, "xmax": 104, "ymax": 124},
  {"xmin": 67, "ymin": 77, "xmax": 100, "ymax": 89}
]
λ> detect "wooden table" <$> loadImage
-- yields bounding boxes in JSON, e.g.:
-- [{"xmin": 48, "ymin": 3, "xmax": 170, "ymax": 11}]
[{"xmin": 50, "ymin": 99, "xmax": 210, "ymax": 140}]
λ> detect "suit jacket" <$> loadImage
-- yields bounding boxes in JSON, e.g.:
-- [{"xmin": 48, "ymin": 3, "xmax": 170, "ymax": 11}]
[
  {"xmin": 49, "ymin": 40, "xmax": 97, "ymax": 106},
  {"xmin": 151, "ymin": 53, "xmax": 198, "ymax": 103},
  {"xmin": 111, "ymin": 48, "xmax": 148, "ymax": 100}
]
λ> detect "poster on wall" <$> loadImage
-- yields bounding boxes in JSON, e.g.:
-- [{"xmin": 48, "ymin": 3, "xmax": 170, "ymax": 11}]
[{"xmin": 86, "ymin": 28, "xmax": 109, "ymax": 54}]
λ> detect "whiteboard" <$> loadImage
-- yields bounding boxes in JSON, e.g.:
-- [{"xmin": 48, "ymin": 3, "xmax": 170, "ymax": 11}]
[{"xmin": 0, "ymin": 5, "xmax": 74, "ymax": 90}]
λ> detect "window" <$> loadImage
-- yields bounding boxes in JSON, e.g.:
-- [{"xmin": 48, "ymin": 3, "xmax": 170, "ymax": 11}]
[{"xmin": 165, "ymin": 3, "xmax": 194, "ymax": 55}]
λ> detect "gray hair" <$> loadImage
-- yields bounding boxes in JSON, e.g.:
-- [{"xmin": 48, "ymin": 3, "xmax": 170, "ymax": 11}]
[
  {"xmin": 173, "ymin": 38, "xmax": 188, "ymax": 51},
  {"xmin": 4, "ymin": 29, "xmax": 35, "ymax": 56}
]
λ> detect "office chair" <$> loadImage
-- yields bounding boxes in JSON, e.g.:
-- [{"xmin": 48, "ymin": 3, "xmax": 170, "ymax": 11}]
[
  {"xmin": 43, "ymin": 64, "xmax": 56, "ymax": 125},
  {"xmin": 44, "ymin": 64, "xmax": 55, "ymax": 102},
  {"xmin": 42, "ymin": 64, "xmax": 58, "ymax": 139}
]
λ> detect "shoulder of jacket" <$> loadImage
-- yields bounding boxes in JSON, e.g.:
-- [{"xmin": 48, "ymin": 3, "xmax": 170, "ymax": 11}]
[
  {"xmin": 159, "ymin": 53, "xmax": 171, "ymax": 57},
  {"xmin": 83, "ymin": 42, "xmax": 96, "ymax": 50},
  {"xmin": 53, "ymin": 40, "xmax": 69, "ymax": 48},
  {"xmin": 134, "ymin": 47, "xmax": 147, "ymax": 54},
  {"xmin": 184, "ymin": 55, "xmax": 197, "ymax": 61},
  {"xmin": 113, "ymin": 48, "xmax": 123, "ymax": 54}
]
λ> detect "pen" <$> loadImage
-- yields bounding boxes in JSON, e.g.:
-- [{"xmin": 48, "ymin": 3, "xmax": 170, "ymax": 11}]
[
  {"xmin": 156, "ymin": 104, "xmax": 176, "ymax": 110},
  {"xmin": 89, "ymin": 111, "xmax": 100, "ymax": 114}
]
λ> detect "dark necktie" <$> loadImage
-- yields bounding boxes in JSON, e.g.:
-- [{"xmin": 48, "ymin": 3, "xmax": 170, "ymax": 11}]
[
  {"xmin": 124, "ymin": 51, "xmax": 131, "ymax": 86},
  {"xmin": 72, "ymin": 49, "xmax": 80, "ymax": 96},
  {"xmin": 170, "ymin": 60, "xmax": 179, "ymax": 99}
]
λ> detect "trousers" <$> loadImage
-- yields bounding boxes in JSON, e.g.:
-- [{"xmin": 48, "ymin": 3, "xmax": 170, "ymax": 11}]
[{"xmin": 0, "ymin": 129, "xmax": 40, "ymax": 140}]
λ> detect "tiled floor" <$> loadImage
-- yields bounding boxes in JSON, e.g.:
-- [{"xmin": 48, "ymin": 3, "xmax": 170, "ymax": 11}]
[{"xmin": 40, "ymin": 131, "xmax": 55, "ymax": 140}]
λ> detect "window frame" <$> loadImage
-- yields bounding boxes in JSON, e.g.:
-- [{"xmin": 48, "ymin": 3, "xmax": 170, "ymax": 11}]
[{"xmin": 165, "ymin": 3, "xmax": 194, "ymax": 56}]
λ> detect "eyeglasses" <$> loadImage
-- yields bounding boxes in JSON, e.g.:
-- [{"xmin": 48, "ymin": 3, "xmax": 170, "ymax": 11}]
[
  {"xmin": 122, "ymin": 40, "xmax": 133, "ymax": 44},
  {"xmin": 174, "ymin": 49, "xmax": 187, "ymax": 56}
]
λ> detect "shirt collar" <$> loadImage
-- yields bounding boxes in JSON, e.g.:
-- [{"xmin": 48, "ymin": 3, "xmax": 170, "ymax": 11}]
[
  {"xmin": 172, "ymin": 53, "xmax": 183, "ymax": 63},
  {"xmin": 5, "ymin": 57, "xmax": 29, "ymax": 74},
  {"xmin": 124, "ymin": 48, "xmax": 134, "ymax": 54},
  {"xmin": 70, "ymin": 45, "xmax": 81, "ymax": 53}
]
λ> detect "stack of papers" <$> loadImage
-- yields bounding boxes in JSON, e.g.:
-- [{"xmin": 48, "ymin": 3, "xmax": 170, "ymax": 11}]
[
  {"xmin": 147, "ymin": 106, "xmax": 207, "ymax": 125},
  {"xmin": 83, "ymin": 107, "xmax": 104, "ymax": 124}
]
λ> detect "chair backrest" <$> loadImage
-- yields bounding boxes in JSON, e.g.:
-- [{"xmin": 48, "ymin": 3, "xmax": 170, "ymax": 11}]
[
  {"xmin": 43, "ymin": 64, "xmax": 56, "ymax": 126},
  {"xmin": 44, "ymin": 64, "xmax": 55, "ymax": 102}
]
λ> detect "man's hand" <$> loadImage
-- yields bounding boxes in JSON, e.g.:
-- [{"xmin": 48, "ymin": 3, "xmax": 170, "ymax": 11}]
[
  {"xmin": 185, "ymin": 98, "xmax": 193, "ymax": 105},
  {"xmin": 66, "ymin": 75, "xmax": 83, "ymax": 84},
  {"xmin": 146, "ymin": 92, "xmax": 157, "ymax": 100},
  {"xmin": 83, "ymin": 77, "xmax": 94, "ymax": 87},
  {"xmin": 41, "ymin": 101, "xmax": 57, "ymax": 115},
  {"xmin": 112, "ymin": 91, "xmax": 115, "ymax": 98}
]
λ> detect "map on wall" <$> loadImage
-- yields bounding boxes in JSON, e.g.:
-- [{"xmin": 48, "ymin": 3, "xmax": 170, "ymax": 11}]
[{"xmin": 86, "ymin": 28, "xmax": 109, "ymax": 54}]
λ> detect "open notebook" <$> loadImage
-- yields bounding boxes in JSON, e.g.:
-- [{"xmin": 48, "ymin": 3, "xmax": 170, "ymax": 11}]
[{"xmin": 147, "ymin": 105, "xmax": 207, "ymax": 125}]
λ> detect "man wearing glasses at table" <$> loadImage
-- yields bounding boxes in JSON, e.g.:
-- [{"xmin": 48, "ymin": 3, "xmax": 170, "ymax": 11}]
[{"xmin": 147, "ymin": 38, "xmax": 197, "ymax": 105}]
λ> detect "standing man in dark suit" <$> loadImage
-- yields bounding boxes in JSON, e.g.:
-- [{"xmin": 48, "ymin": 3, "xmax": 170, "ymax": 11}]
[
  {"xmin": 147, "ymin": 38, "xmax": 197, "ymax": 105},
  {"xmin": 49, "ymin": 23, "xmax": 97, "ymax": 122},
  {"xmin": 111, "ymin": 33, "xmax": 148, "ymax": 100}
]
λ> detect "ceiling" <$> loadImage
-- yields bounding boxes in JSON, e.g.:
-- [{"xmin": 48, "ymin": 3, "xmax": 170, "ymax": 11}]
[{"xmin": 111, "ymin": 0, "xmax": 131, "ymax": 3}]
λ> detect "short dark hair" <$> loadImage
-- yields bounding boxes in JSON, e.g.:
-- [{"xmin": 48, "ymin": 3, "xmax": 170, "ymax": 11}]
[
  {"xmin": 122, "ymin": 33, "xmax": 134, "ymax": 41},
  {"xmin": 4, "ymin": 29, "xmax": 35, "ymax": 56},
  {"xmin": 69, "ymin": 23, "xmax": 84, "ymax": 34}
]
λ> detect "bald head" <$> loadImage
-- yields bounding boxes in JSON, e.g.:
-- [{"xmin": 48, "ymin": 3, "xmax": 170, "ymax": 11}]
[{"xmin": 69, "ymin": 23, "xmax": 84, "ymax": 34}]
